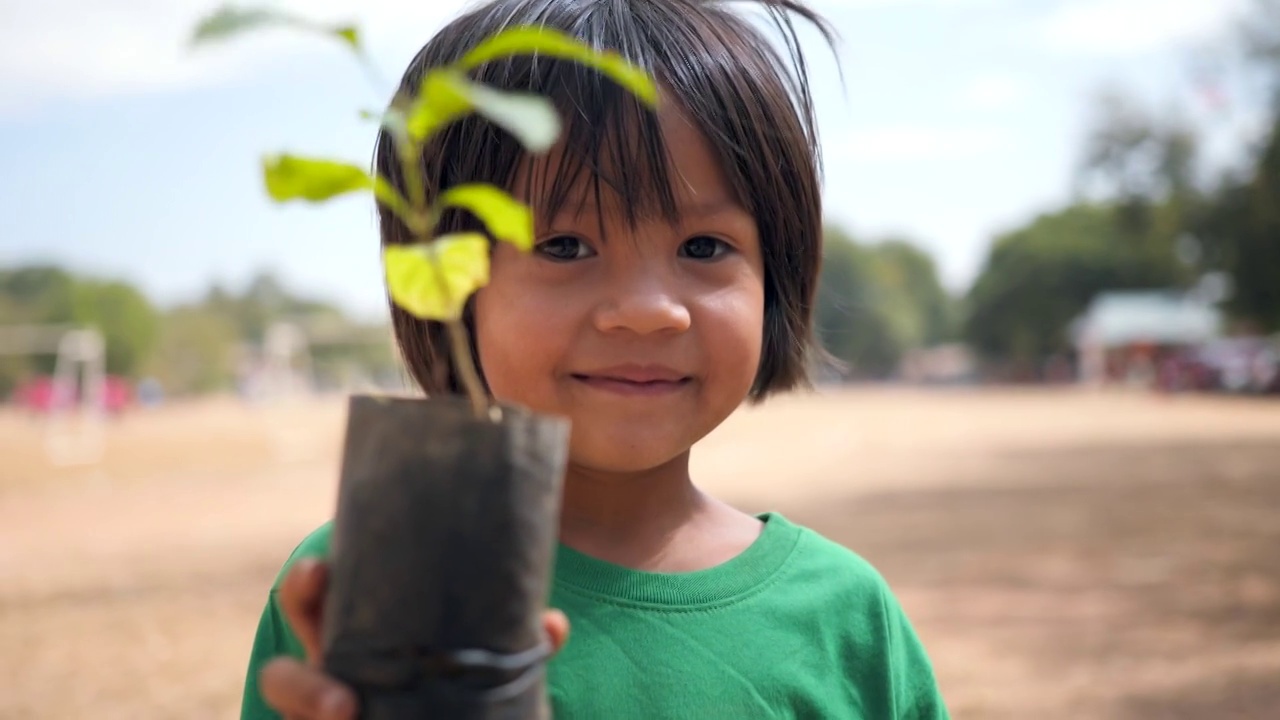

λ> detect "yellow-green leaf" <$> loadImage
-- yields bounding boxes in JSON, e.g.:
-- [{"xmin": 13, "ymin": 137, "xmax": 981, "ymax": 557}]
[
  {"xmin": 333, "ymin": 26, "xmax": 359, "ymax": 51},
  {"xmin": 190, "ymin": 5, "xmax": 360, "ymax": 52},
  {"xmin": 360, "ymin": 106, "xmax": 412, "ymax": 152},
  {"xmin": 373, "ymin": 177, "xmax": 425, "ymax": 234},
  {"xmin": 262, "ymin": 154, "xmax": 372, "ymax": 202},
  {"xmin": 384, "ymin": 234, "xmax": 491, "ymax": 320},
  {"xmin": 407, "ymin": 71, "xmax": 473, "ymax": 141},
  {"xmin": 408, "ymin": 70, "xmax": 560, "ymax": 150},
  {"xmin": 464, "ymin": 83, "xmax": 561, "ymax": 152},
  {"xmin": 437, "ymin": 184, "xmax": 534, "ymax": 251},
  {"xmin": 457, "ymin": 27, "xmax": 658, "ymax": 106}
]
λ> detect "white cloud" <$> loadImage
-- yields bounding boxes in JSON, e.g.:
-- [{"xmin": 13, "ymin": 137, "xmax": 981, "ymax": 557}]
[
  {"xmin": 837, "ymin": 124, "xmax": 1008, "ymax": 162},
  {"xmin": 957, "ymin": 72, "xmax": 1025, "ymax": 110},
  {"xmin": 1037, "ymin": 0, "xmax": 1247, "ymax": 56},
  {"xmin": 0, "ymin": 0, "xmax": 472, "ymax": 116}
]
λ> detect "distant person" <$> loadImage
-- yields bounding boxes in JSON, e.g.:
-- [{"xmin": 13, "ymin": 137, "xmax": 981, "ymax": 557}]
[{"xmin": 238, "ymin": 1, "xmax": 949, "ymax": 718}]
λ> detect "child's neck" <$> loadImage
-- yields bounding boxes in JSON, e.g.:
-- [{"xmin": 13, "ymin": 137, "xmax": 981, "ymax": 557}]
[{"xmin": 557, "ymin": 451, "xmax": 762, "ymax": 573}]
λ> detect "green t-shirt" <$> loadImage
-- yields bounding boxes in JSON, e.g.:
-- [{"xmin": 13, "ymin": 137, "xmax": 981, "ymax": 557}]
[{"xmin": 240, "ymin": 513, "xmax": 949, "ymax": 719}]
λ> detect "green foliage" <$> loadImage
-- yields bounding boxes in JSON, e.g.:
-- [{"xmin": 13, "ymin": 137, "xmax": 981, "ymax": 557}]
[
  {"xmin": 0, "ymin": 266, "xmax": 76, "ymax": 324},
  {"xmin": 963, "ymin": 203, "xmax": 1189, "ymax": 369},
  {"xmin": 191, "ymin": 9, "xmax": 654, "ymax": 322},
  {"xmin": 1076, "ymin": 91, "xmax": 1199, "ymax": 204},
  {"xmin": 192, "ymin": 6, "xmax": 657, "ymax": 413},
  {"xmin": 867, "ymin": 239, "xmax": 956, "ymax": 351},
  {"xmin": 202, "ymin": 271, "xmax": 331, "ymax": 343},
  {"xmin": 814, "ymin": 228, "xmax": 956, "ymax": 379},
  {"xmin": 146, "ymin": 307, "xmax": 241, "ymax": 394},
  {"xmin": 262, "ymin": 155, "xmax": 376, "ymax": 203},
  {"xmin": 0, "ymin": 266, "xmax": 159, "ymax": 395},
  {"xmin": 434, "ymin": 184, "xmax": 534, "ymax": 251},
  {"xmin": 410, "ymin": 71, "xmax": 562, "ymax": 151},
  {"xmin": 191, "ymin": 6, "xmax": 360, "ymax": 53},
  {"xmin": 1198, "ymin": 118, "xmax": 1280, "ymax": 331},
  {"xmin": 70, "ymin": 280, "xmax": 161, "ymax": 377},
  {"xmin": 384, "ymin": 235, "xmax": 491, "ymax": 321}
]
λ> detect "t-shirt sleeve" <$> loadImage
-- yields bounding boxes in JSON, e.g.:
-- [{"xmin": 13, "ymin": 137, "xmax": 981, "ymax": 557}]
[{"xmin": 879, "ymin": 587, "xmax": 950, "ymax": 720}]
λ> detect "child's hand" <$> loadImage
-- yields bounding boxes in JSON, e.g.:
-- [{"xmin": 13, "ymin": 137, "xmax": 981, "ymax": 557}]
[{"xmin": 258, "ymin": 558, "xmax": 571, "ymax": 720}]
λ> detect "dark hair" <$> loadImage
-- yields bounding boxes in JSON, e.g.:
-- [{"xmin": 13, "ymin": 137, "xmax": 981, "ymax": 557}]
[{"xmin": 375, "ymin": 0, "xmax": 835, "ymax": 403}]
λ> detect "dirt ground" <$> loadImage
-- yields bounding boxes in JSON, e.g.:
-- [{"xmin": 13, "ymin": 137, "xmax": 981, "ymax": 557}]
[{"xmin": 2, "ymin": 387, "xmax": 1278, "ymax": 719}]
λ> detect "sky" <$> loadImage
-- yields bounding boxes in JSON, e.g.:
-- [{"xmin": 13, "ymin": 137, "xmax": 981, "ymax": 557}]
[{"xmin": 0, "ymin": 0, "xmax": 1268, "ymax": 321}]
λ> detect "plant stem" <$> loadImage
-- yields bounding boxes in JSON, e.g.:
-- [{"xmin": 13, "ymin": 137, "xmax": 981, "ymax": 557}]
[
  {"xmin": 394, "ymin": 124, "xmax": 489, "ymax": 418},
  {"xmin": 446, "ymin": 318, "xmax": 488, "ymax": 418}
]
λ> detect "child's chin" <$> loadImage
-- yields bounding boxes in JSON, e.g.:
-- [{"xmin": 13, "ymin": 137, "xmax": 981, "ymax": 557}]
[{"xmin": 568, "ymin": 433, "xmax": 692, "ymax": 475}]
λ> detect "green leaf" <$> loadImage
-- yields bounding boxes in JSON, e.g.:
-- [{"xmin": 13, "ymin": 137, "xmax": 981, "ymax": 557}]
[
  {"xmin": 408, "ymin": 70, "xmax": 560, "ymax": 151},
  {"xmin": 333, "ymin": 26, "xmax": 360, "ymax": 51},
  {"xmin": 262, "ymin": 154, "xmax": 372, "ymax": 203},
  {"xmin": 406, "ymin": 71, "xmax": 473, "ymax": 141},
  {"xmin": 191, "ymin": 6, "xmax": 282, "ymax": 43},
  {"xmin": 373, "ymin": 177, "xmax": 424, "ymax": 234},
  {"xmin": 464, "ymin": 82, "xmax": 561, "ymax": 153},
  {"xmin": 360, "ymin": 106, "xmax": 411, "ymax": 147},
  {"xmin": 457, "ymin": 27, "xmax": 658, "ymax": 106},
  {"xmin": 190, "ymin": 5, "xmax": 360, "ymax": 52},
  {"xmin": 384, "ymin": 234, "xmax": 491, "ymax": 320},
  {"xmin": 436, "ymin": 184, "xmax": 534, "ymax": 251}
]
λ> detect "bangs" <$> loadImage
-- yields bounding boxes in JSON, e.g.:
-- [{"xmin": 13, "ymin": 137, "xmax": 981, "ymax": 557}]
[{"xmin": 514, "ymin": 72, "xmax": 680, "ymax": 230}]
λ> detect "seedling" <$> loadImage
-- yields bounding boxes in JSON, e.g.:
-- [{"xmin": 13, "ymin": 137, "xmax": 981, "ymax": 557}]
[
  {"xmin": 190, "ymin": 4, "xmax": 657, "ymax": 416},
  {"xmin": 190, "ymin": 6, "xmax": 657, "ymax": 717}
]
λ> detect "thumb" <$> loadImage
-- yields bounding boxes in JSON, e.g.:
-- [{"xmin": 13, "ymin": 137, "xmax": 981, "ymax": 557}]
[
  {"xmin": 278, "ymin": 558, "xmax": 329, "ymax": 664},
  {"xmin": 543, "ymin": 609, "xmax": 570, "ymax": 655}
]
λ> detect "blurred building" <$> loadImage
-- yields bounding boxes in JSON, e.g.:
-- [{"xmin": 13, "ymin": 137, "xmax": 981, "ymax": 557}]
[{"xmin": 1071, "ymin": 291, "xmax": 1222, "ymax": 388}]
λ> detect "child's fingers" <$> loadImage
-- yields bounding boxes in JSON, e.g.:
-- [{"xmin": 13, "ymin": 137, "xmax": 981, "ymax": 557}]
[
  {"xmin": 278, "ymin": 558, "xmax": 329, "ymax": 663},
  {"xmin": 259, "ymin": 657, "xmax": 358, "ymax": 720},
  {"xmin": 543, "ymin": 609, "xmax": 570, "ymax": 654}
]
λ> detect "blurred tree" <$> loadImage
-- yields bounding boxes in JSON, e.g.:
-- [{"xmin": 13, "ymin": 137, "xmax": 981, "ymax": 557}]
[
  {"xmin": 0, "ymin": 264, "xmax": 397, "ymax": 398},
  {"xmin": 963, "ymin": 204, "xmax": 1184, "ymax": 374},
  {"xmin": 1189, "ymin": 0, "xmax": 1280, "ymax": 331},
  {"xmin": 201, "ymin": 270, "xmax": 335, "ymax": 342},
  {"xmin": 867, "ymin": 239, "xmax": 956, "ymax": 349},
  {"xmin": 69, "ymin": 280, "xmax": 160, "ymax": 377},
  {"xmin": 815, "ymin": 227, "xmax": 955, "ymax": 379},
  {"xmin": 963, "ymin": 87, "xmax": 1214, "ymax": 376},
  {"xmin": 190, "ymin": 270, "xmax": 399, "ymax": 393},
  {"xmin": 146, "ymin": 306, "xmax": 241, "ymax": 395},
  {"xmin": 1198, "ymin": 120, "xmax": 1280, "ymax": 331},
  {"xmin": 0, "ymin": 267, "xmax": 159, "ymax": 393},
  {"xmin": 1075, "ymin": 89, "xmax": 1205, "ymax": 273},
  {"xmin": 0, "ymin": 266, "xmax": 76, "ymax": 325}
]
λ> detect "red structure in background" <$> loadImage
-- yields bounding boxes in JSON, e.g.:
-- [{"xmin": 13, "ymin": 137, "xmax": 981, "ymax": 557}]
[{"xmin": 12, "ymin": 375, "xmax": 132, "ymax": 415}]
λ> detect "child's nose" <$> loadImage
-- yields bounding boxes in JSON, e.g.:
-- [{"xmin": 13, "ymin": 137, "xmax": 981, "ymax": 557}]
[{"xmin": 592, "ymin": 273, "xmax": 692, "ymax": 336}]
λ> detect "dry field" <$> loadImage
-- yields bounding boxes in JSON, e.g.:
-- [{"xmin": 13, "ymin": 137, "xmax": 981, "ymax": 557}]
[{"xmin": 2, "ymin": 387, "xmax": 1279, "ymax": 719}]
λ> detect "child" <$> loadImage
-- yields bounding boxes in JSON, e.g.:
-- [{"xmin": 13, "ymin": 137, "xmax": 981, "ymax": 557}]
[{"xmin": 240, "ymin": 0, "xmax": 949, "ymax": 717}]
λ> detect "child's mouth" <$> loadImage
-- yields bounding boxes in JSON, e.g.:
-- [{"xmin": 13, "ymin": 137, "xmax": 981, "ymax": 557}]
[{"xmin": 571, "ymin": 365, "xmax": 693, "ymax": 397}]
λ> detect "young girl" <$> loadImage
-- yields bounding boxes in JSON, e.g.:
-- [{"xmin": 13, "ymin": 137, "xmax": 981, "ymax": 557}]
[{"xmin": 240, "ymin": 0, "xmax": 949, "ymax": 717}]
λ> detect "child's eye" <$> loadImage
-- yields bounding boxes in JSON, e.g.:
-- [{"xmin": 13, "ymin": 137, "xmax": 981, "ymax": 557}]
[
  {"xmin": 679, "ymin": 235, "xmax": 730, "ymax": 261},
  {"xmin": 535, "ymin": 235, "xmax": 595, "ymax": 262}
]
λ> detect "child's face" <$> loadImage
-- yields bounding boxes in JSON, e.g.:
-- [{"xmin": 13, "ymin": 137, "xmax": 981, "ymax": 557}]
[{"xmin": 473, "ymin": 106, "xmax": 765, "ymax": 474}]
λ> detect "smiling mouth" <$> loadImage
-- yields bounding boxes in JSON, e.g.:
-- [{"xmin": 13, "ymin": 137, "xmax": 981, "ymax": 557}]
[{"xmin": 570, "ymin": 370, "xmax": 694, "ymax": 397}]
